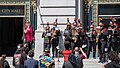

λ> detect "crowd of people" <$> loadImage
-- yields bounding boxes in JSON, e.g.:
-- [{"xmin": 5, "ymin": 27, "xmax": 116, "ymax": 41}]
[
  {"xmin": 42, "ymin": 17, "xmax": 120, "ymax": 68},
  {"xmin": 0, "ymin": 16, "xmax": 120, "ymax": 68}
]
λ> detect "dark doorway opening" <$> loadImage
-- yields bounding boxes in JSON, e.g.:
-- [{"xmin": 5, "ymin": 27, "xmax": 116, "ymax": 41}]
[{"xmin": 0, "ymin": 17, "xmax": 23, "ymax": 56}]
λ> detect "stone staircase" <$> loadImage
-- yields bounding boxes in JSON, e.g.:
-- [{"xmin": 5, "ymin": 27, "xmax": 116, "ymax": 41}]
[
  {"xmin": 55, "ymin": 58, "xmax": 64, "ymax": 68},
  {"xmin": 83, "ymin": 58, "xmax": 102, "ymax": 68}
]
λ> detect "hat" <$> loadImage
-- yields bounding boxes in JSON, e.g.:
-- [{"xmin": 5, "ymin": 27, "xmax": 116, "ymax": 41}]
[
  {"xmin": 90, "ymin": 24, "xmax": 94, "ymax": 28},
  {"xmin": 54, "ymin": 18, "xmax": 58, "ymax": 25},
  {"xmin": 74, "ymin": 18, "xmax": 76, "ymax": 21},
  {"xmin": 110, "ymin": 16, "xmax": 112, "ymax": 20},
  {"xmin": 67, "ymin": 18, "xmax": 69, "ymax": 22},
  {"xmin": 66, "ymin": 18, "xmax": 71, "ymax": 26},
  {"xmin": 47, "ymin": 22, "xmax": 49, "ymax": 25}
]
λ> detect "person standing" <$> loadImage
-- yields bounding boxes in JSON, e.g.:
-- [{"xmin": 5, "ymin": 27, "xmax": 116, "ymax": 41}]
[
  {"xmin": 24, "ymin": 50, "xmax": 39, "ymax": 68},
  {"xmin": 71, "ymin": 18, "xmax": 79, "ymax": 50},
  {"xmin": 63, "ymin": 18, "xmax": 72, "ymax": 49},
  {"xmin": 24, "ymin": 20, "xmax": 33, "ymax": 50},
  {"xmin": 51, "ymin": 18, "xmax": 60, "ymax": 58},
  {"xmin": 74, "ymin": 47, "xmax": 84, "ymax": 68},
  {"xmin": 87, "ymin": 30, "xmax": 96, "ymax": 59},
  {"xmin": 42, "ymin": 22, "xmax": 51, "ymax": 52},
  {"xmin": 63, "ymin": 18, "xmax": 72, "ymax": 39},
  {"xmin": 62, "ymin": 41, "xmax": 72, "ymax": 62},
  {"xmin": 62, "ymin": 53, "xmax": 79, "ymax": 68},
  {"xmin": 98, "ymin": 30, "xmax": 108, "ymax": 63},
  {"xmin": 13, "ymin": 48, "xmax": 27, "ymax": 68}
]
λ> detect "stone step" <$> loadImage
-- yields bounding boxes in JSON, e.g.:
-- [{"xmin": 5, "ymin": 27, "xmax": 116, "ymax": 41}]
[
  {"xmin": 55, "ymin": 58, "xmax": 64, "ymax": 68},
  {"xmin": 84, "ymin": 66, "xmax": 102, "ymax": 68},
  {"xmin": 83, "ymin": 59, "xmax": 102, "ymax": 68}
]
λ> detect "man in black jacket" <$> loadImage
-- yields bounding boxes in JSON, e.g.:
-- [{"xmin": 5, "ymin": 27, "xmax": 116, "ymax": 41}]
[{"xmin": 24, "ymin": 50, "xmax": 38, "ymax": 68}]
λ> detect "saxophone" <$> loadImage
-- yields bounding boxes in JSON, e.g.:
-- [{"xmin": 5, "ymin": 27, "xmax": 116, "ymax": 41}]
[
  {"xmin": 51, "ymin": 30, "xmax": 57, "ymax": 42},
  {"xmin": 72, "ymin": 29, "xmax": 78, "ymax": 43}
]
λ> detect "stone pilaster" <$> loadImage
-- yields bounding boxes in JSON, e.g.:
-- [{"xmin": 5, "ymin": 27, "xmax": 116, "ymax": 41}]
[{"xmin": 34, "ymin": 0, "xmax": 44, "ymax": 59}]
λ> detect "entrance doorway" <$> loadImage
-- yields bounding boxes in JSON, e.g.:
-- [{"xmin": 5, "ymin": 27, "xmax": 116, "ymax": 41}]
[{"xmin": 0, "ymin": 17, "xmax": 23, "ymax": 56}]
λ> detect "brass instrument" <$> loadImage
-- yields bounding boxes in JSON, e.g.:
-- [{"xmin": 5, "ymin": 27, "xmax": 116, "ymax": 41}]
[
  {"xmin": 72, "ymin": 36, "xmax": 77, "ymax": 42},
  {"xmin": 72, "ymin": 29, "xmax": 78, "ymax": 42},
  {"xmin": 51, "ymin": 29, "xmax": 57, "ymax": 42}
]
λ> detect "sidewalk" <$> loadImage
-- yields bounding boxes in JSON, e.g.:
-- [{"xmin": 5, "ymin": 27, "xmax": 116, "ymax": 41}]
[
  {"xmin": 54, "ymin": 58, "xmax": 64, "ymax": 68},
  {"xmin": 7, "ymin": 57, "xmax": 102, "ymax": 68},
  {"xmin": 7, "ymin": 57, "xmax": 64, "ymax": 68}
]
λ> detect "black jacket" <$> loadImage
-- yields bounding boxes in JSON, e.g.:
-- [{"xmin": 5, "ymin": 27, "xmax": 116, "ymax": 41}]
[
  {"xmin": 105, "ymin": 61, "xmax": 120, "ymax": 68},
  {"xmin": 24, "ymin": 58, "xmax": 38, "ymax": 68}
]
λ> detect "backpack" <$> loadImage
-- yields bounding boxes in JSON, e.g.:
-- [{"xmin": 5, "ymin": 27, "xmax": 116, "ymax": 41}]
[
  {"xmin": 39, "ymin": 54, "xmax": 55, "ymax": 68},
  {"xmin": 68, "ymin": 54, "xmax": 79, "ymax": 68},
  {"xmin": 75, "ymin": 56, "xmax": 83, "ymax": 68},
  {"xmin": 14, "ymin": 54, "xmax": 22, "ymax": 65},
  {"xmin": 3, "ymin": 60, "xmax": 10, "ymax": 68}
]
